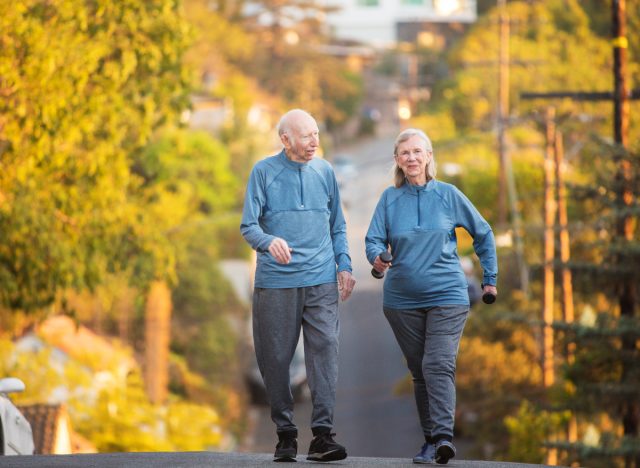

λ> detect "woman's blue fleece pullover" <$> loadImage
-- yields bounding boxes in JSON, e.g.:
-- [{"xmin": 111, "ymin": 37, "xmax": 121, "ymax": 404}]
[
  {"xmin": 365, "ymin": 179, "xmax": 497, "ymax": 309},
  {"xmin": 241, "ymin": 150, "xmax": 352, "ymax": 288}
]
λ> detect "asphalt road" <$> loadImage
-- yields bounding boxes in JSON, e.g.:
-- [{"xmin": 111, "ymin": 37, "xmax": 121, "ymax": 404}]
[{"xmin": 0, "ymin": 451, "xmax": 560, "ymax": 467}]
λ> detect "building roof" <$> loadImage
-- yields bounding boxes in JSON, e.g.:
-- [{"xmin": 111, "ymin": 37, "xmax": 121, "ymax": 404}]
[
  {"xmin": 18, "ymin": 404, "xmax": 96, "ymax": 455},
  {"xmin": 19, "ymin": 404, "xmax": 64, "ymax": 454}
]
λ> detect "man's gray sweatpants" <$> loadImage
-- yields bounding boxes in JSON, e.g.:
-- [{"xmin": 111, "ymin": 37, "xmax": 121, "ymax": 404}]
[
  {"xmin": 253, "ymin": 283, "xmax": 339, "ymax": 435},
  {"xmin": 383, "ymin": 305, "xmax": 469, "ymax": 442}
]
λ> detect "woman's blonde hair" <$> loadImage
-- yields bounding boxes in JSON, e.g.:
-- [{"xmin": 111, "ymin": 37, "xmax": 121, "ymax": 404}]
[{"xmin": 392, "ymin": 128, "xmax": 437, "ymax": 188}]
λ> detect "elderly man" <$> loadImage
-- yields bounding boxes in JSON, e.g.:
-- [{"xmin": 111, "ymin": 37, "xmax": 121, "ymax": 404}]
[{"xmin": 241, "ymin": 109, "xmax": 356, "ymax": 462}]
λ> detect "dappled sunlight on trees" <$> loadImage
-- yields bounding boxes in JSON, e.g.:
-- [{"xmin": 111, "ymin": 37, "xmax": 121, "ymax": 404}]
[
  {"xmin": 407, "ymin": 1, "xmax": 640, "ymax": 465},
  {"xmin": 504, "ymin": 400, "xmax": 570, "ymax": 464},
  {"xmin": 0, "ymin": 333, "xmax": 229, "ymax": 452},
  {"xmin": 0, "ymin": 0, "xmax": 192, "ymax": 311},
  {"xmin": 0, "ymin": 0, "xmax": 252, "ymax": 452},
  {"xmin": 1, "ymin": 0, "xmax": 637, "ymax": 462}
]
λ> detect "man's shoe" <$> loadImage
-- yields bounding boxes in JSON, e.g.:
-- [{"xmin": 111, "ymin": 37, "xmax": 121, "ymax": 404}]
[
  {"xmin": 434, "ymin": 439, "xmax": 456, "ymax": 465},
  {"xmin": 413, "ymin": 442, "xmax": 436, "ymax": 464},
  {"xmin": 274, "ymin": 434, "xmax": 297, "ymax": 462},
  {"xmin": 306, "ymin": 433, "xmax": 347, "ymax": 462}
]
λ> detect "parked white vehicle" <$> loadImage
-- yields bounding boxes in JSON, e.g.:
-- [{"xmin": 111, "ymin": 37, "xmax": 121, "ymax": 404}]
[
  {"xmin": 245, "ymin": 336, "xmax": 309, "ymax": 405},
  {"xmin": 0, "ymin": 378, "xmax": 35, "ymax": 455}
]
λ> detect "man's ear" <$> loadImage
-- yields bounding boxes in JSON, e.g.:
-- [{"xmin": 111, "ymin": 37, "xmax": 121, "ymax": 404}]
[{"xmin": 280, "ymin": 133, "xmax": 291, "ymax": 149}]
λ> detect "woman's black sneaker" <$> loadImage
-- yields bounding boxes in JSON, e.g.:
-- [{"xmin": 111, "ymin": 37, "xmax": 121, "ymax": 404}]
[
  {"xmin": 306, "ymin": 433, "xmax": 347, "ymax": 462},
  {"xmin": 274, "ymin": 435, "xmax": 297, "ymax": 462},
  {"xmin": 434, "ymin": 439, "xmax": 456, "ymax": 464}
]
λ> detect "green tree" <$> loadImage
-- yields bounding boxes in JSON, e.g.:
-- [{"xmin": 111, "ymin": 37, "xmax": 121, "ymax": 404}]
[
  {"xmin": 0, "ymin": 0, "xmax": 192, "ymax": 314},
  {"xmin": 409, "ymin": 1, "xmax": 640, "ymax": 463},
  {"xmin": 550, "ymin": 139, "xmax": 640, "ymax": 467},
  {"xmin": 134, "ymin": 129, "xmax": 239, "ymax": 237},
  {"xmin": 134, "ymin": 128, "xmax": 247, "ymax": 426},
  {"xmin": 505, "ymin": 400, "xmax": 570, "ymax": 463},
  {"xmin": 444, "ymin": 0, "xmax": 614, "ymax": 133},
  {"xmin": 224, "ymin": 0, "xmax": 364, "ymax": 130},
  {"xmin": 182, "ymin": 0, "xmax": 364, "ymax": 180},
  {"xmin": 0, "ymin": 336, "xmax": 228, "ymax": 452}
]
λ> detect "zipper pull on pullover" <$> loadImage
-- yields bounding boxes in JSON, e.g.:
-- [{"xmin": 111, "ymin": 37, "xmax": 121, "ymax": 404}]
[
  {"xmin": 298, "ymin": 167, "xmax": 304, "ymax": 208},
  {"xmin": 416, "ymin": 189, "xmax": 421, "ymax": 227}
]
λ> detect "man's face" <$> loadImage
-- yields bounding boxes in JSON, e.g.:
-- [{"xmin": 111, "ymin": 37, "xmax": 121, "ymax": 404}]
[{"xmin": 282, "ymin": 114, "xmax": 320, "ymax": 163}]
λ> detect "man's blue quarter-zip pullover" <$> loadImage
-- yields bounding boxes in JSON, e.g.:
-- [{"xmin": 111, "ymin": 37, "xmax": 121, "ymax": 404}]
[
  {"xmin": 241, "ymin": 150, "xmax": 352, "ymax": 288},
  {"xmin": 365, "ymin": 179, "xmax": 497, "ymax": 309}
]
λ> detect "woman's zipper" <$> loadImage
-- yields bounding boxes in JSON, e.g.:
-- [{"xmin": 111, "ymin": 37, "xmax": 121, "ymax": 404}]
[{"xmin": 416, "ymin": 188, "xmax": 421, "ymax": 227}]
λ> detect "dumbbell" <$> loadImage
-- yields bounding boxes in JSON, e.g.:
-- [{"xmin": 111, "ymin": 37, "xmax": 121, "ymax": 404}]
[
  {"xmin": 481, "ymin": 284, "xmax": 496, "ymax": 304},
  {"xmin": 371, "ymin": 251, "xmax": 393, "ymax": 279}
]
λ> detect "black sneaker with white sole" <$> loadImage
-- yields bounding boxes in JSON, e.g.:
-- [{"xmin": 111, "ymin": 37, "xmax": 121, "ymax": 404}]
[
  {"xmin": 274, "ymin": 433, "xmax": 297, "ymax": 462},
  {"xmin": 434, "ymin": 439, "xmax": 456, "ymax": 464},
  {"xmin": 306, "ymin": 432, "xmax": 347, "ymax": 462}
]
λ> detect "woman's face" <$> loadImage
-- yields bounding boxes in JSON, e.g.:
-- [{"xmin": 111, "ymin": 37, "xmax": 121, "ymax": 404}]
[{"xmin": 395, "ymin": 135, "xmax": 431, "ymax": 184}]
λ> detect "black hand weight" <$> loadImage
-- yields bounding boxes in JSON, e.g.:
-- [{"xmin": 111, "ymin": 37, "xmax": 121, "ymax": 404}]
[
  {"xmin": 371, "ymin": 251, "xmax": 393, "ymax": 279},
  {"xmin": 482, "ymin": 292, "xmax": 496, "ymax": 304}
]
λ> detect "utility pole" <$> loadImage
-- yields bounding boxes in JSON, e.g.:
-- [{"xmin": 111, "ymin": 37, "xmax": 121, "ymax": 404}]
[
  {"xmin": 554, "ymin": 130, "xmax": 578, "ymax": 448},
  {"xmin": 611, "ymin": 1, "xmax": 638, "ymax": 458},
  {"xmin": 497, "ymin": 0, "xmax": 509, "ymax": 226},
  {"xmin": 494, "ymin": 0, "xmax": 529, "ymax": 296},
  {"xmin": 460, "ymin": 1, "xmax": 536, "ymax": 295},
  {"xmin": 407, "ymin": 50, "xmax": 419, "ymax": 119},
  {"xmin": 613, "ymin": 0, "xmax": 629, "ymax": 148},
  {"xmin": 521, "ymin": 0, "xmax": 638, "ymax": 460},
  {"xmin": 553, "ymin": 131, "xmax": 575, "ymax": 359},
  {"xmin": 542, "ymin": 107, "xmax": 556, "ymax": 390},
  {"xmin": 144, "ymin": 280, "xmax": 172, "ymax": 405},
  {"xmin": 542, "ymin": 107, "xmax": 558, "ymax": 466}
]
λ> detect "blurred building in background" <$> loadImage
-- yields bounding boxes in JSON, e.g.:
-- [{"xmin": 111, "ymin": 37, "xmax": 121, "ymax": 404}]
[{"xmin": 321, "ymin": 0, "xmax": 477, "ymax": 47}]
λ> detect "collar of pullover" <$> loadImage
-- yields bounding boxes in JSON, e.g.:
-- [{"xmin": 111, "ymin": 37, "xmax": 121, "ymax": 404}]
[
  {"xmin": 403, "ymin": 179, "xmax": 436, "ymax": 195},
  {"xmin": 278, "ymin": 149, "xmax": 309, "ymax": 170}
]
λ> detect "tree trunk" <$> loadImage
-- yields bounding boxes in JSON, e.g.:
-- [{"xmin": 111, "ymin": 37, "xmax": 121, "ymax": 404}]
[{"xmin": 144, "ymin": 280, "xmax": 172, "ymax": 405}]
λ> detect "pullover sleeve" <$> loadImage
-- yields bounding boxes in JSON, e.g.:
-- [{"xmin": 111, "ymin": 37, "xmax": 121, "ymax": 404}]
[
  {"xmin": 328, "ymin": 171, "xmax": 352, "ymax": 273},
  {"xmin": 240, "ymin": 165, "xmax": 275, "ymax": 253},
  {"xmin": 452, "ymin": 187, "xmax": 498, "ymax": 286},
  {"xmin": 365, "ymin": 191, "xmax": 389, "ymax": 264}
]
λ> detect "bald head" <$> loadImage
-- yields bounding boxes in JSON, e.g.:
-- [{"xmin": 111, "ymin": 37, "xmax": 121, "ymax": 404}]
[
  {"xmin": 277, "ymin": 109, "xmax": 316, "ymax": 137},
  {"xmin": 278, "ymin": 109, "xmax": 320, "ymax": 163}
]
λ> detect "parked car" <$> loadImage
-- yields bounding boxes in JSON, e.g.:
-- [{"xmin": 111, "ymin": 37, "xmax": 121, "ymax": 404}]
[
  {"xmin": 245, "ymin": 336, "xmax": 308, "ymax": 405},
  {"xmin": 331, "ymin": 154, "xmax": 358, "ymax": 188},
  {"xmin": 0, "ymin": 378, "xmax": 35, "ymax": 455}
]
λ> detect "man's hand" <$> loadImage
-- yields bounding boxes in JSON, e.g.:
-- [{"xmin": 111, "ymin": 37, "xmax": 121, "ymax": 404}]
[
  {"xmin": 338, "ymin": 270, "xmax": 356, "ymax": 301},
  {"xmin": 268, "ymin": 237, "xmax": 293, "ymax": 264}
]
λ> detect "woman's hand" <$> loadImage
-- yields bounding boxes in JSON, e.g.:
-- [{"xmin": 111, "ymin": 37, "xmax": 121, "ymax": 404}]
[
  {"xmin": 482, "ymin": 284, "xmax": 497, "ymax": 297},
  {"xmin": 481, "ymin": 284, "xmax": 498, "ymax": 304},
  {"xmin": 372, "ymin": 254, "xmax": 392, "ymax": 275}
]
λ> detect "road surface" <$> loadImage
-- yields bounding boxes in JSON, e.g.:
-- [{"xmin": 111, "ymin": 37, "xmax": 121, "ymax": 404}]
[{"xmin": 0, "ymin": 451, "xmax": 560, "ymax": 467}]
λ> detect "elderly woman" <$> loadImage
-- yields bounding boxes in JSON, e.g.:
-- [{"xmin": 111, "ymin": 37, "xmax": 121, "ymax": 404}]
[{"xmin": 365, "ymin": 128, "xmax": 497, "ymax": 464}]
